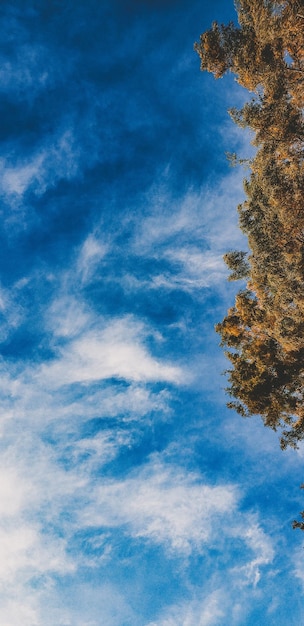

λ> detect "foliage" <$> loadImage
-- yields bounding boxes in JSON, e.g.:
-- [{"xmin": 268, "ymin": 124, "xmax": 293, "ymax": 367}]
[{"xmin": 195, "ymin": 0, "xmax": 304, "ymax": 450}]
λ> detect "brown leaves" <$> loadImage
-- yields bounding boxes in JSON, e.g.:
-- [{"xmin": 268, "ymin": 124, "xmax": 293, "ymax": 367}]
[{"xmin": 197, "ymin": 0, "xmax": 304, "ymax": 448}]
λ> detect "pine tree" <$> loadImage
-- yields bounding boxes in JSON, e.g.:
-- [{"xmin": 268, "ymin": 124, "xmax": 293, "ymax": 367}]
[{"xmin": 196, "ymin": 0, "xmax": 304, "ymax": 448}]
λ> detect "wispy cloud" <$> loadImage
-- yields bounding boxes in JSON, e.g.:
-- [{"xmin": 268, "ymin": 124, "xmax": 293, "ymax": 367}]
[
  {"xmin": 39, "ymin": 315, "xmax": 184, "ymax": 387},
  {"xmin": 80, "ymin": 460, "xmax": 238, "ymax": 553},
  {"xmin": 119, "ymin": 170, "xmax": 247, "ymax": 294},
  {"xmin": 0, "ymin": 43, "xmax": 54, "ymax": 95},
  {"xmin": 231, "ymin": 523, "xmax": 275, "ymax": 587},
  {"xmin": 147, "ymin": 590, "xmax": 226, "ymax": 626},
  {"xmin": 0, "ymin": 126, "xmax": 85, "ymax": 210},
  {"xmin": 76, "ymin": 234, "xmax": 109, "ymax": 284}
]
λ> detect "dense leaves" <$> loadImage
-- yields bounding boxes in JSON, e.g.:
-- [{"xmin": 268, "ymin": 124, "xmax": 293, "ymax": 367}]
[{"xmin": 195, "ymin": 0, "xmax": 304, "ymax": 450}]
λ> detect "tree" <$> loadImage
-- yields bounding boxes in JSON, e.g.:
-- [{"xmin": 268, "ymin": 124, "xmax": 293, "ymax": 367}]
[
  {"xmin": 223, "ymin": 251, "xmax": 250, "ymax": 281},
  {"xmin": 196, "ymin": 0, "xmax": 304, "ymax": 449}
]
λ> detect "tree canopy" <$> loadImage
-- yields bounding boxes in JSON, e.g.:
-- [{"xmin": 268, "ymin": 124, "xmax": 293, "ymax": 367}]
[{"xmin": 195, "ymin": 0, "xmax": 304, "ymax": 450}]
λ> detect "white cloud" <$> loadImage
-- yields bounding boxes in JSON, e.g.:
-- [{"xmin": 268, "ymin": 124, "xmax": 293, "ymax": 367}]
[
  {"xmin": 118, "ymin": 170, "xmax": 248, "ymax": 295},
  {"xmin": 147, "ymin": 590, "xmax": 226, "ymax": 626},
  {"xmin": 0, "ymin": 598, "xmax": 40, "ymax": 626},
  {"xmin": 39, "ymin": 316, "xmax": 185, "ymax": 387},
  {"xmin": 71, "ymin": 429, "xmax": 133, "ymax": 471},
  {"xmin": 0, "ymin": 294, "xmax": 185, "ymax": 617},
  {"xmin": 0, "ymin": 362, "xmax": 276, "ymax": 626},
  {"xmin": 76, "ymin": 234, "xmax": 109, "ymax": 283},
  {"xmin": 45, "ymin": 295, "xmax": 92, "ymax": 339},
  {"xmin": 80, "ymin": 461, "xmax": 236, "ymax": 553},
  {"xmin": 0, "ymin": 466, "xmax": 29, "ymax": 517},
  {"xmin": 144, "ymin": 516, "xmax": 274, "ymax": 626},
  {"xmin": 0, "ymin": 351, "xmax": 170, "ymax": 437},
  {"xmin": 0, "ymin": 523, "xmax": 72, "ymax": 585},
  {"xmin": 0, "ymin": 126, "xmax": 89, "ymax": 213},
  {"xmin": 133, "ymin": 170, "xmax": 246, "ymax": 256},
  {"xmin": 290, "ymin": 545, "xmax": 304, "ymax": 589},
  {"xmin": 0, "ymin": 155, "xmax": 45, "ymax": 196},
  {"xmin": 119, "ymin": 251, "xmax": 226, "ymax": 293},
  {"xmin": 163, "ymin": 247, "xmax": 226, "ymax": 289},
  {"xmin": 0, "ymin": 451, "xmax": 77, "ymax": 624},
  {"xmin": 0, "ymin": 281, "xmax": 23, "ymax": 342},
  {"xmin": 228, "ymin": 521, "xmax": 275, "ymax": 587}
]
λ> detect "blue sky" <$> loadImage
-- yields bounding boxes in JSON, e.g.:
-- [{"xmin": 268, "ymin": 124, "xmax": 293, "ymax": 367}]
[{"xmin": 0, "ymin": 1, "xmax": 304, "ymax": 624}]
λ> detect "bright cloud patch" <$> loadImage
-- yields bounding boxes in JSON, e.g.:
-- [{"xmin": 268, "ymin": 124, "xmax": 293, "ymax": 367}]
[
  {"xmin": 39, "ymin": 316, "xmax": 185, "ymax": 386},
  {"xmin": 81, "ymin": 462, "xmax": 238, "ymax": 553}
]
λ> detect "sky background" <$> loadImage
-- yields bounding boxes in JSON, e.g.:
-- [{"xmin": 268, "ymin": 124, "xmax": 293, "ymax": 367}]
[{"xmin": 0, "ymin": 1, "xmax": 304, "ymax": 624}]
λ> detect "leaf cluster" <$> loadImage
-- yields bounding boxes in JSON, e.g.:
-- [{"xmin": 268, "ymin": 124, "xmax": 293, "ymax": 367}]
[{"xmin": 195, "ymin": 0, "xmax": 304, "ymax": 450}]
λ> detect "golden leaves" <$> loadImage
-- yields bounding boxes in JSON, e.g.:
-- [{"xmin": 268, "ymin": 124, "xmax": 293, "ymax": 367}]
[{"xmin": 198, "ymin": 0, "xmax": 304, "ymax": 446}]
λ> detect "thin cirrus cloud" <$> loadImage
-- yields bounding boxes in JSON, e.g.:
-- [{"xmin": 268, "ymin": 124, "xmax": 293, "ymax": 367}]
[
  {"xmin": 0, "ymin": 425, "xmax": 275, "ymax": 625},
  {"xmin": 69, "ymin": 167, "xmax": 248, "ymax": 300},
  {"xmin": 0, "ymin": 128, "xmax": 85, "ymax": 204},
  {"xmin": 127, "ymin": 170, "xmax": 247, "ymax": 288},
  {"xmin": 76, "ymin": 234, "xmax": 109, "ymax": 284},
  {"xmin": 147, "ymin": 591, "xmax": 227, "ymax": 626},
  {"xmin": 80, "ymin": 462, "xmax": 238, "ymax": 553}
]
